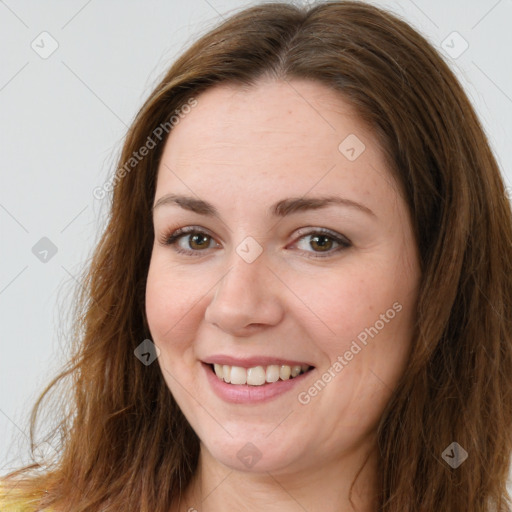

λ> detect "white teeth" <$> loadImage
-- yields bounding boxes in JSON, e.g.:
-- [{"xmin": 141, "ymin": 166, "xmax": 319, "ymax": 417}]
[
  {"xmin": 290, "ymin": 365, "xmax": 301, "ymax": 377},
  {"xmin": 212, "ymin": 363, "xmax": 311, "ymax": 386},
  {"xmin": 279, "ymin": 365, "xmax": 291, "ymax": 380},
  {"xmin": 247, "ymin": 366, "xmax": 266, "ymax": 386},
  {"xmin": 223, "ymin": 364, "xmax": 231, "ymax": 383},
  {"xmin": 266, "ymin": 365, "xmax": 280, "ymax": 383},
  {"xmin": 230, "ymin": 366, "xmax": 247, "ymax": 385}
]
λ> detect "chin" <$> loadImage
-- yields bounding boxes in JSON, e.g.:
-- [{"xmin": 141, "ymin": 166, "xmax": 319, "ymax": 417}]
[{"xmin": 197, "ymin": 427, "xmax": 312, "ymax": 474}]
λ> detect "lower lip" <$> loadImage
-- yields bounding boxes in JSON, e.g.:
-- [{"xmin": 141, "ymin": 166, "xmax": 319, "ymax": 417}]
[{"xmin": 202, "ymin": 363, "xmax": 313, "ymax": 404}]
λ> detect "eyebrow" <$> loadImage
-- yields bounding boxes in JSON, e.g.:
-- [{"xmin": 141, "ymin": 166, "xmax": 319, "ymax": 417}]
[{"xmin": 153, "ymin": 193, "xmax": 376, "ymax": 218}]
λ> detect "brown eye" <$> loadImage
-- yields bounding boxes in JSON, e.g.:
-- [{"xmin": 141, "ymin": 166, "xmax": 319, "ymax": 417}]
[
  {"xmin": 160, "ymin": 227, "xmax": 220, "ymax": 256},
  {"xmin": 188, "ymin": 232, "xmax": 211, "ymax": 250},
  {"xmin": 292, "ymin": 229, "xmax": 351, "ymax": 258},
  {"xmin": 309, "ymin": 234, "xmax": 334, "ymax": 252}
]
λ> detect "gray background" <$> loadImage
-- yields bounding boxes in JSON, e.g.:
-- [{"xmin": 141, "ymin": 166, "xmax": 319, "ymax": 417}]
[{"xmin": 1, "ymin": 0, "xmax": 511, "ymax": 476}]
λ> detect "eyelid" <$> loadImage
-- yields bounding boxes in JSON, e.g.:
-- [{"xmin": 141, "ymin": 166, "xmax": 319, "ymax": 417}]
[
  {"xmin": 157, "ymin": 225, "xmax": 219, "ymax": 251},
  {"xmin": 287, "ymin": 228, "xmax": 351, "ymax": 258},
  {"xmin": 291, "ymin": 227, "xmax": 352, "ymax": 247}
]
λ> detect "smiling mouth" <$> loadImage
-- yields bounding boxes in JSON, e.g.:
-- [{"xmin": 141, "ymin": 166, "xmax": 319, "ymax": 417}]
[{"xmin": 210, "ymin": 363, "xmax": 314, "ymax": 386}]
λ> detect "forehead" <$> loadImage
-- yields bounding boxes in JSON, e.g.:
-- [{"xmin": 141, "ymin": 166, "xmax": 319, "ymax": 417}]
[
  {"xmin": 155, "ymin": 79, "xmax": 397, "ymax": 214},
  {"xmin": 167, "ymin": 79, "xmax": 372, "ymax": 157}
]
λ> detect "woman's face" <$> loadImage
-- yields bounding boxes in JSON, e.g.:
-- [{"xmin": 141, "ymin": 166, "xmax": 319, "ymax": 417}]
[{"xmin": 146, "ymin": 79, "xmax": 420, "ymax": 475}]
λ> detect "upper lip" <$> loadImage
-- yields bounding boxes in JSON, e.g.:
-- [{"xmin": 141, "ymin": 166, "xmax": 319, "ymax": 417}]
[{"xmin": 203, "ymin": 355, "xmax": 314, "ymax": 368}]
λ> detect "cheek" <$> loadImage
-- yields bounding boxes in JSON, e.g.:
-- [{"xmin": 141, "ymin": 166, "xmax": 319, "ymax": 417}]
[
  {"xmin": 145, "ymin": 255, "xmax": 206, "ymax": 340},
  {"xmin": 145, "ymin": 262, "xmax": 203, "ymax": 392},
  {"xmin": 310, "ymin": 255, "xmax": 416, "ymax": 350},
  {"xmin": 145, "ymin": 272, "xmax": 177, "ymax": 340},
  {"xmin": 145, "ymin": 256, "xmax": 224, "ymax": 389},
  {"xmin": 290, "ymin": 261, "xmax": 416, "ymax": 415},
  {"xmin": 286, "ymin": 265, "xmax": 392, "ymax": 351}
]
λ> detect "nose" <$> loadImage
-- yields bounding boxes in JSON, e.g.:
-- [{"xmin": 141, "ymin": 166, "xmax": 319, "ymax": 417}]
[{"xmin": 204, "ymin": 250, "xmax": 285, "ymax": 336}]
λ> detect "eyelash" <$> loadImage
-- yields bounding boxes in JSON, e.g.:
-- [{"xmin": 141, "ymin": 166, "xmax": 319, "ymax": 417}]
[{"xmin": 158, "ymin": 226, "xmax": 351, "ymax": 259}]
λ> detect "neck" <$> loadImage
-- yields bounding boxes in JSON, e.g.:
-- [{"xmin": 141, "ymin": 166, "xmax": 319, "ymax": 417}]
[{"xmin": 176, "ymin": 443, "xmax": 379, "ymax": 512}]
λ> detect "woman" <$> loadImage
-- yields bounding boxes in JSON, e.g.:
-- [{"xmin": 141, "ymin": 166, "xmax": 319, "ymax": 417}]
[{"xmin": 2, "ymin": 1, "xmax": 511, "ymax": 511}]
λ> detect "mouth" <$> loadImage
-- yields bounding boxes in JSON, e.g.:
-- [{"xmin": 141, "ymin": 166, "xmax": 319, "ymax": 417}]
[{"xmin": 209, "ymin": 363, "xmax": 314, "ymax": 386}]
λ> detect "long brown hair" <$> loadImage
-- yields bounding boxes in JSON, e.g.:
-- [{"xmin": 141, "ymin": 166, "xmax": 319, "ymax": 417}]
[{"xmin": 3, "ymin": 1, "xmax": 512, "ymax": 511}]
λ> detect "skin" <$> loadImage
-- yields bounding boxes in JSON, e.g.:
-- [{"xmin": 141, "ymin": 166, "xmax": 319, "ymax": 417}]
[{"xmin": 145, "ymin": 78, "xmax": 421, "ymax": 512}]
